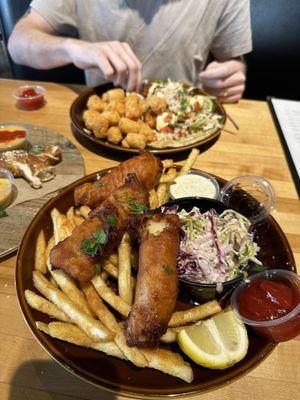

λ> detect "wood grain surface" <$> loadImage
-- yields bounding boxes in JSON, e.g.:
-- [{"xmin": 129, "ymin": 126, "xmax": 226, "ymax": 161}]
[{"xmin": 0, "ymin": 78, "xmax": 299, "ymax": 400}]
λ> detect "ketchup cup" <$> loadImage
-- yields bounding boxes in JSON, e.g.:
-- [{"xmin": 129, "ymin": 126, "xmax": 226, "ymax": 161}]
[{"xmin": 231, "ymin": 269, "xmax": 300, "ymax": 342}]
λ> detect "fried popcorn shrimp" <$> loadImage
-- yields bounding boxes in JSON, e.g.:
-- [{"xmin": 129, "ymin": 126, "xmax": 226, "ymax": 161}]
[
  {"xmin": 125, "ymin": 92, "xmax": 141, "ymax": 103},
  {"xmin": 101, "ymin": 111, "xmax": 120, "ymax": 126},
  {"xmin": 122, "ymin": 132, "xmax": 147, "ymax": 149},
  {"xmin": 103, "ymin": 88, "xmax": 125, "ymax": 103},
  {"xmin": 107, "ymin": 127, "xmax": 123, "ymax": 144},
  {"xmin": 87, "ymin": 95, "xmax": 106, "ymax": 113},
  {"xmin": 144, "ymin": 110, "xmax": 157, "ymax": 129},
  {"xmin": 140, "ymin": 99, "xmax": 149, "ymax": 114},
  {"xmin": 139, "ymin": 122, "xmax": 156, "ymax": 142},
  {"xmin": 146, "ymin": 95, "xmax": 167, "ymax": 115},
  {"xmin": 83, "ymin": 110, "xmax": 109, "ymax": 138},
  {"xmin": 119, "ymin": 118, "xmax": 140, "ymax": 134}
]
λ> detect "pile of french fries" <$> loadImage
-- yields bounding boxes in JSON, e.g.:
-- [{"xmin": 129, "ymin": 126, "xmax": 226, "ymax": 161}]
[{"xmin": 26, "ymin": 148, "xmax": 222, "ymax": 383}]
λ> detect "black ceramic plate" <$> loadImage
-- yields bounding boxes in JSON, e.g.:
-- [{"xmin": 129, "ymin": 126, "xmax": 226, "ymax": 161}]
[{"xmin": 16, "ymin": 169, "xmax": 296, "ymax": 399}]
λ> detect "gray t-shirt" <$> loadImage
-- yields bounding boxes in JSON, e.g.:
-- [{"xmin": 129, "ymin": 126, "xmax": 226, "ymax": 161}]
[{"xmin": 30, "ymin": 0, "xmax": 252, "ymax": 87}]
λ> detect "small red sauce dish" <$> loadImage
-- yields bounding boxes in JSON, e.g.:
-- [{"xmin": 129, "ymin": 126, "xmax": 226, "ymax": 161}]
[
  {"xmin": 13, "ymin": 85, "xmax": 45, "ymax": 110},
  {"xmin": 231, "ymin": 269, "xmax": 300, "ymax": 342}
]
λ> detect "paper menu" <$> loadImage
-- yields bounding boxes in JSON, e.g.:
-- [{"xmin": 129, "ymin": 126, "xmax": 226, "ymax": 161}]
[{"xmin": 269, "ymin": 98, "xmax": 300, "ymax": 196}]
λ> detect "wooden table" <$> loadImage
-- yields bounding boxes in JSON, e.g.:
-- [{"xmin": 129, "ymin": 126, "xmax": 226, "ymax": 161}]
[{"xmin": 0, "ymin": 79, "xmax": 299, "ymax": 400}]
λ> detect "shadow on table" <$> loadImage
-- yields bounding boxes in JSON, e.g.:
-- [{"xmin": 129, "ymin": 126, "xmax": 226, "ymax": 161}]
[{"xmin": 9, "ymin": 360, "xmax": 117, "ymax": 400}]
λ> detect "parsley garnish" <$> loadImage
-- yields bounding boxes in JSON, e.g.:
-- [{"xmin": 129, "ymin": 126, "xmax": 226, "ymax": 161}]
[
  {"xmin": 106, "ymin": 214, "xmax": 117, "ymax": 228},
  {"xmin": 95, "ymin": 182, "xmax": 106, "ymax": 188},
  {"xmin": 95, "ymin": 264, "xmax": 101, "ymax": 274},
  {"xmin": 251, "ymin": 264, "xmax": 267, "ymax": 273},
  {"xmin": 0, "ymin": 210, "xmax": 8, "ymax": 218},
  {"xmin": 125, "ymin": 195, "xmax": 148, "ymax": 214},
  {"xmin": 81, "ymin": 228, "xmax": 107, "ymax": 256},
  {"xmin": 161, "ymin": 264, "xmax": 174, "ymax": 274}
]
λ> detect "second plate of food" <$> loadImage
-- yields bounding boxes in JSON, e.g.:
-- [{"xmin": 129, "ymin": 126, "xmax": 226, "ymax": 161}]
[{"xmin": 70, "ymin": 79, "xmax": 226, "ymax": 155}]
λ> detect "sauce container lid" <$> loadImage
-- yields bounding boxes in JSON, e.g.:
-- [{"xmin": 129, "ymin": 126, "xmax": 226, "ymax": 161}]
[{"xmin": 218, "ymin": 175, "xmax": 276, "ymax": 225}]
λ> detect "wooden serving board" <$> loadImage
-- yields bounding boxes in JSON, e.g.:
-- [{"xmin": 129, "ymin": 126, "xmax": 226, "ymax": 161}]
[{"xmin": 0, "ymin": 123, "xmax": 85, "ymax": 258}]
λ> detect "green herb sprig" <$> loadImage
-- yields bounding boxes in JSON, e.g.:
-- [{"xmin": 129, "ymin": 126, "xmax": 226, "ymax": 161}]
[
  {"xmin": 106, "ymin": 214, "xmax": 117, "ymax": 228},
  {"xmin": 81, "ymin": 228, "xmax": 107, "ymax": 256},
  {"xmin": 161, "ymin": 264, "xmax": 174, "ymax": 274},
  {"xmin": 125, "ymin": 195, "xmax": 148, "ymax": 215}
]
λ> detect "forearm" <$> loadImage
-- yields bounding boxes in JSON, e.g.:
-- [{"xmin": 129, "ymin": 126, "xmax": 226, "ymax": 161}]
[{"xmin": 8, "ymin": 26, "xmax": 77, "ymax": 69}]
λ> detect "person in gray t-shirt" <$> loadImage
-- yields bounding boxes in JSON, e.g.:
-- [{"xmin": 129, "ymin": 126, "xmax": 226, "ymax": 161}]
[{"xmin": 8, "ymin": 0, "xmax": 252, "ymax": 104}]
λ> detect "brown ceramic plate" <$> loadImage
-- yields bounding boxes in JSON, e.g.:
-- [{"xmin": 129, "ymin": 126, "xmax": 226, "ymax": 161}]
[
  {"xmin": 16, "ymin": 169, "xmax": 296, "ymax": 399},
  {"xmin": 70, "ymin": 82, "xmax": 226, "ymax": 155}
]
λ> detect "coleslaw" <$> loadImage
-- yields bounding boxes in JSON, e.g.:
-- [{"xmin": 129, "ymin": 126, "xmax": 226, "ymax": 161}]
[{"xmin": 162, "ymin": 205, "xmax": 261, "ymax": 292}]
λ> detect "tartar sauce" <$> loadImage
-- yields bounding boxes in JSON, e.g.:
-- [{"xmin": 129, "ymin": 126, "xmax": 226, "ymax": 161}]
[{"xmin": 169, "ymin": 173, "xmax": 218, "ymax": 199}]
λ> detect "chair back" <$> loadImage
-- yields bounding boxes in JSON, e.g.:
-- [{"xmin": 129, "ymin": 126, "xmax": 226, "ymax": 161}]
[
  {"xmin": 0, "ymin": 0, "xmax": 85, "ymax": 84},
  {"xmin": 244, "ymin": 0, "xmax": 300, "ymax": 100}
]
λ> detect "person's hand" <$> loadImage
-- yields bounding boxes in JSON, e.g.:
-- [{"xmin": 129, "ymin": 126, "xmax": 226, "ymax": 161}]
[
  {"xmin": 198, "ymin": 59, "xmax": 246, "ymax": 103},
  {"xmin": 68, "ymin": 40, "xmax": 142, "ymax": 92}
]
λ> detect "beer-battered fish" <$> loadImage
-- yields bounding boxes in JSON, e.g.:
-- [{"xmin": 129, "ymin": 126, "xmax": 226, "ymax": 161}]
[
  {"xmin": 125, "ymin": 213, "xmax": 181, "ymax": 348},
  {"xmin": 74, "ymin": 151, "xmax": 163, "ymax": 208},
  {"xmin": 50, "ymin": 174, "xmax": 149, "ymax": 282}
]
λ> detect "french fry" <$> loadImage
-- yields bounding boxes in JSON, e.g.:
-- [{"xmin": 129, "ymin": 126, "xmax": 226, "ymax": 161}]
[
  {"xmin": 178, "ymin": 148, "xmax": 200, "ymax": 176},
  {"xmin": 50, "ymin": 268, "xmax": 94, "ymax": 316},
  {"xmin": 45, "ymin": 236, "xmax": 55, "ymax": 262},
  {"xmin": 79, "ymin": 205, "xmax": 91, "ymax": 219},
  {"xmin": 66, "ymin": 206, "xmax": 77, "ymax": 230},
  {"xmin": 100, "ymin": 270, "xmax": 109, "ymax": 281},
  {"xmin": 102, "ymin": 259, "xmax": 118, "ymax": 279},
  {"xmin": 51, "ymin": 208, "xmax": 73, "ymax": 244},
  {"xmin": 50, "ymin": 276, "xmax": 59, "ymax": 288},
  {"xmin": 159, "ymin": 168, "xmax": 177, "ymax": 184},
  {"xmin": 73, "ymin": 215, "xmax": 85, "ymax": 226},
  {"xmin": 156, "ymin": 183, "xmax": 168, "ymax": 206},
  {"xmin": 114, "ymin": 327, "xmax": 148, "ymax": 368},
  {"xmin": 130, "ymin": 248, "xmax": 139, "ymax": 271},
  {"xmin": 159, "ymin": 328, "xmax": 177, "ymax": 343},
  {"xmin": 142, "ymin": 347, "xmax": 193, "ymax": 383},
  {"xmin": 81, "ymin": 282, "xmax": 120, "ymax": 333},
  {"xmin": 34, "ymin": 230, "xmax": 47, "ymax": 274},
  {"xmin": 149, "ymin": 188, "xmax": 159, "ymax": 209},
  {"xmin": 107, "ymin": 253, "xmax": 118, "ymax": 267},
  {"xmin": 118, "ymin": 233, "xmax": 133, "ymax": 305},
  {"xmin": 162, "ymin": 159, "xmax": 174, "ymax": 170},
  {"xmin": 25, "ymin": 289, "xmax": 70, "ymax": 322},
  {"xmin": 91, "ymin": 275, "xmax": 131, "ymax": 318},
  {"xmin": 33, "ymin": 271, "xmax": 114, "ymax": 342},
  {"xmin": 36, "ymin": 322, "xmax": 125, "ymax": 359},
  {"xmin": 168, "ymin": 300, "xmax": 221, "ymax": 327}
]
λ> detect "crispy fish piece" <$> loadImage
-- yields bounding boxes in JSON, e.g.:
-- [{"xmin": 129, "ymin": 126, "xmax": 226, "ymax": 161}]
[
  {"xmin": 74, "ymin": 151, "xmax": 163, "ymax": 208},
  {"xmin": 50, "ymin": 174, "xmax": 149, "ymax": 282},
  {"xmin": 125, "ymin": 213, "xmax": 181, "ymax": 348}
]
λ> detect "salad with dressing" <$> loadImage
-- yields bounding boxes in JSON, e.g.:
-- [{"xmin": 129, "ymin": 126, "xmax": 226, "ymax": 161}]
[
  {"xmin": 162, "ymin": 205, "xmax": 262, "ymax": 291},
  {"xmin": 148, "ymin": 79, "xmax": 224, "ymax": 148}
]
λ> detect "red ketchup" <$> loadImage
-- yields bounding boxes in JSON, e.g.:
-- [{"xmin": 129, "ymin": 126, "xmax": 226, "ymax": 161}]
[
  {"xmin": 0, "ymin": 130, "xmax": 27, "ymax": 143},
  {"xmin": 16, "ymin": 87, "xmax": 45, "ymax": 110},
  {"xmin": 238, "ymin": 278, "xmax": 300, "ymax": 342}
]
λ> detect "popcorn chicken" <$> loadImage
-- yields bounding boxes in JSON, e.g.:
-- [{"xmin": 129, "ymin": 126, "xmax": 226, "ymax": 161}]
[
  {"xmin": 103, "ymin": 88, "xmax": 125, "ymax": 103},
  {"xmin": 119, "ymin": 118, "xmax": 140, "ymax": 134},
  {"xmin": 122, "ymin": 132, "xmax": 147, "ymax": 149},
  {"xmin": 139, "ymin": 122, "xmax": 156, "ymax": 142},
  {"xmin": 106, "ymin": 101, "xmax": 125, "ymax": 117},
  {"xmin": 107, "ymin": 127, "xmax": 123, "ymax": 144},
  {"xmin": 144, "ymin": 110, "xmax": 157, "ymax": 129},
  {"xmin": 125, "ymin": 100, "xmax": 143, "ymax": 120},
  {"xmin": 83, "ymin": 110, "xmax": 109, "ymax": 138},
  {"xmin": 101, "ymin": 111, "xmax": 120, "ymax": 126},
  {"xmin": 87, "ymin": 95, "xmax": 106, "ymax": 113}
]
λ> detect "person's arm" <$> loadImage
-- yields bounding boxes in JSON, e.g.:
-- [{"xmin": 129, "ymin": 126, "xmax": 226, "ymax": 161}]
[
  {"xmin": 8, "ymin": 9, "xmax": 142, "ymax": 91},
  {"xmin": 198, "ymin": 58, "xmax": 246, "ymax": 104}
]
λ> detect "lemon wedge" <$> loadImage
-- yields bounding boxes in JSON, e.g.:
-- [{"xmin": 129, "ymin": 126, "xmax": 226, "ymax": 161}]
[{"xmin": 177, "ymin": 307, "xmax": 248, "ymax": 369}]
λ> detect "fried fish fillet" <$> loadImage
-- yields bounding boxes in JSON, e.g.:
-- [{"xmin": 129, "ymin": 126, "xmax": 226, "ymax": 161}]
[
  {"xmin": 125, "ymin": 213, "xmax": 181, "ymax": 348},
  {"xmin": 50, "ymin": 174, "xmax": 149, "ymax": 282},
  {"xmin": 74, "ymin": 151, "xmax": 162, "ymax": 208}
]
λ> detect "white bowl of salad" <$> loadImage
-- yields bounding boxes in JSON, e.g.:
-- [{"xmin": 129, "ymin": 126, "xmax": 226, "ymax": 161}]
[{"xmin": 161, "ymin": 197, "xmax": 262, "ymax": 304}]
